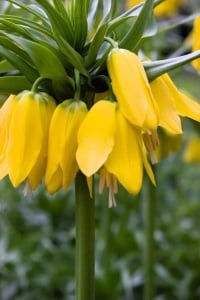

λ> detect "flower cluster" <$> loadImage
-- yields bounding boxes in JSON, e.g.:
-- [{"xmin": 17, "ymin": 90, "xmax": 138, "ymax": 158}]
[{"xmin": 1, "ymin": 47, "xmax": 200, "ymax": 205}]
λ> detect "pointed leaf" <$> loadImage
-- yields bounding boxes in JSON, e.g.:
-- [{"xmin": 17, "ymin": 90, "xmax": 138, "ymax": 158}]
[
  {"xmin": 8, "ymin": 36, "xmax": 74, "ymax": 97},
  {"xmin": 0, "ymin": 76, "xmax": 31, "ymax": 94},
  {"xmin": 120, "ymin": 0, "xmax": 155, "ymax": 50},
  {"xmin": 71, "ymin": 0, "xmax": 88, "ymax": 51},
  {"xmin": 85, "ymin": 23, "xmax": 108, "ymax": 69},
  {"xmin": 35, "ymin": 0, "xmax": 74, "ymax": 45}
]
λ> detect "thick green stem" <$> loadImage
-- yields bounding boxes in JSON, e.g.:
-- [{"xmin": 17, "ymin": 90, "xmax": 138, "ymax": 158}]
[
  {"xmin": 75, "ymin": 172, "xmax": 95, "ymax": 300},
  {"xmin": 143, "ymin": 180, "xmax": 156, "ymax": 300}
]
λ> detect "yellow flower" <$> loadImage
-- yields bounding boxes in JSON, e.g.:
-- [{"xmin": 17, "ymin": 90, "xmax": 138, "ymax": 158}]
[
  {"xmin": 76, "ymin": 100, "xmax": 155, "ymax": 203},
  {"xmin": 4, "ymin": 91, "xmax": 56, "ymax": 188},
  {"xmin": 0, "ymin": 95, "xmax": 16, "ymax": 180},
  {"xmin": 150, "ymin": 74, "xmax": 182, "ymax": 134},
  {"xmin": 107, "ymin": 48, "xmax": 159, "ymax": 130},
  {"xmin": 126, "ymin": 0, "xmax": 142, "ymax": 9},
  {"xmin": 45, "ymin": 99, "xmax": 88, "ymax": 194},
  {"xmin": 151, "ymin": 73, "xmax": 200, "ymax": 128},
  {"xmin": 126, "ymin": 0, "xmax": 185, "ymax": 17},
  {"xmin": 154, "ymin": 0, "xmax": 185, "ymax": 17},
  {"xmin": 76, "ymin": 100, "xmax": 116, "ymax": 176},
  {"xmin": 191, "ymin": 16, "xmax": 200, "ymax": 71},
  {"xmin": 183, "ymin": 137, "xmax": 200, "ymax": 162}
]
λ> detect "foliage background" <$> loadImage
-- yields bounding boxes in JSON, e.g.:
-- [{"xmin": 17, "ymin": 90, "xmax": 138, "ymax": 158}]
[{"xmin": 1, "ymin": 1, "xmax": 200, "ymax": 300}]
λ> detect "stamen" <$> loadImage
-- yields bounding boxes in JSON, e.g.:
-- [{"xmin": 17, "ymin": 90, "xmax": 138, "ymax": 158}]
[
  {"xmin": 143, "ymin": 130, "xmax": 160, "ymax": 164},
  {"xmin": 98, "ymin": 168, "xmax": 118, "ymax": 207}
]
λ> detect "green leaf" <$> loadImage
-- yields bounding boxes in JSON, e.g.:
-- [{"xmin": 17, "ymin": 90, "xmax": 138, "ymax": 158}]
[
  {"xmin": 85, "ymin": 23, "xmax": 108, "ymax": 69},
  {"xmin": 0, "ymin": 15, "xmax": 53, "ymax": 39},
  {"xmin": 7, "ymin": 0, "xmax": 50, "ymax": 27},
  {"xmin": 0, "ymin": 59, "xmax": 14, "ymax": 74},
  {"xmin": 0, "ymin": 76, "xmax": 32, "ymax": 94},
  {"xmin": 0, "ymin": 35, "xmax": 31, "ymax": 63},
  {"xmin": 0, "ymin": 45, "xmax": 38, "ymax": 82},
  {"xmin": 71, "ymin": 0, "xmax": 88, "ymax": 51},
  {"xmin": 34, "ymin": 0, "xmax": 74, "ymax": 46},
  {"xmin": 6, "ymin": 35, "xmax": 74, "ymax": 97},
  {"xmin": 119, "ymin": 0, "xmax": 155, "ymax": 50},
  {"xmin": 54, "ymin": 34, "xmax": 89, "ymax": 77},
  {"xmin": 53, "ymin": 0, "xmax": 70, "ymax": 20},
  {"xmin": 144, "ymin": 51, "xmax": 200, "ymax": 81}
]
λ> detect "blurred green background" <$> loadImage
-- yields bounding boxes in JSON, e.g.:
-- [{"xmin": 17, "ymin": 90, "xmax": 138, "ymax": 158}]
[{"xmin": 1, "ymin": 1, "xmax": 200, "ymax": 299}]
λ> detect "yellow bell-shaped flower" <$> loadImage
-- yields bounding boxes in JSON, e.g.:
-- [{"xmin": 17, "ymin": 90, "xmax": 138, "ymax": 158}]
[
  {"xmin": 76, "ymin": 100, "xmax": 155, "ymax": 197},
  {"xmin": 0, "ymin": 95, "xmax": 16, "ymax": 180},
  {"xmin": 150, "ymin": 73, "xmax": 200, "ymax": 131},
  {"xmin": 5, "ymin": 90, "xmax": 56, "ymax": 188},
  {"xmin": 107, "ymin": 48, "xmax": 159, "ymax": 130},
  {"xmin": 45, "ymin": 99, "xmax": 88, "ymax": 194},
  {"xmin": 150, "ymin": 74, "xmax": 182, "ymax": 134},
  {"xmin": 192, "ymin": 16, "xmax": 200, "ymax": 72},
  {"xmin": 126, "ymin": 0, "xmax": 185, "ymax": 17}
]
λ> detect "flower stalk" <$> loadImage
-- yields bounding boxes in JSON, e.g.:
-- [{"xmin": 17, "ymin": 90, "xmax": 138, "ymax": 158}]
[
  {"xmin": 143, "ymin": 178, "xmax": 156, "ymax": 300},
  {"xmin": 75, "ymin": 172, "xmax": 95, "ymax": 300}
]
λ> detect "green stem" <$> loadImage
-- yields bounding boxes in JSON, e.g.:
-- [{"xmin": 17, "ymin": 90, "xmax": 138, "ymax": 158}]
[
  {"xmin": 31, "ymin": 77, "xmax": 47, "ymax": 93},
  {"xmin": 74, "ymin": 69, "xmax": 81, "ymax": 100},
  {"xmin": 75, "ymin": 172, "xmax": 95, "ymax": 300},
  {"xmin": 143, "ymin": 180, "xmax": 156, "ymax": 300}
]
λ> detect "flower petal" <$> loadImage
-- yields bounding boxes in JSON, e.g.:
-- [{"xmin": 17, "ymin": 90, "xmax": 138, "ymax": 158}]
[
  {"xmin": 76, "ymin": 100, "xmax": 116, "ymax": 177},
  {"xmin": 60, "ymin": 100, "xmax": 88, "ymax": 190},
  {"xmin": 191, "ymin": 16, "xmax": 200, "ymax": 71},
  {"xmin": 150, "ymin": 74, "xmax": 182, "ymax": 134},
  {"xmin": 105, "ymin": 109, "xmax": 143, "ymax": 194},
  {"xmin": 0, "ymin": 95, "xmax": 16, "ymax": 180},
  {"xmin": 7, "ymin": 91, "xmax": 43, "ymax": 187},
  {"xmin": 178, "ymin": 91, "xmax": 200, "ymax": 122},
  {"xmin": 28, "ymin": 95, "xmax": 56, "ymax": 190},
  {"xmin": 107, "ymin": 48, "xmax": 159, "ymax": 129},
  {"xmin": 45, "ymin": 100, "xmax": 87, "ymax": 193}
]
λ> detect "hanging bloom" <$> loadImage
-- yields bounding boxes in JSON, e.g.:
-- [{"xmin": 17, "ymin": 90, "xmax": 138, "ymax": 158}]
[
  {"xmin": 107, "ymin": 48, "xmax": 159, "ymax": 130},
  {"xmin": 1, "ymin": 91, "xmax": 56, "ymax": 189},
  {"xmin": 76, "ymin": 100, "xmax": 116, "ymax": 176},
  {"xmin": 151, "ymin": 73, "xmax": 200, "ymax": 125},
  {"xmin": 154, "ymin": 0, "xmax": 185, "ymax": 17},
  {"xmin": 178, "ymin": 91, "xmax": 200, "ymax": 122},
  {"xmin": 126, "ymin": 0, "xmax": 185, "ymax": 17},
  {"xmin": 45, "ymin": 99, "xmax": 88, "ymax": 194},
  {"xmin": 191, "ymin": 16, "xmax": 200, "ymax": 72},
  {"xmin": 126, "ymin": 0, "xmax": 142, "ymax": 9},
  {"xmin": 150, "ymin": 74, "xmax": 182, "ymax": 134},
  {"xmin": 76, "ymin": 100, "xmax": 155, "ymax": 205},
  {"xmin": 0, "ymin": 95, "xmax": 16, "ymax": 180},
  {"xmin": 183, "ymin": 137, "xmax": 200, "ymax": 162}
]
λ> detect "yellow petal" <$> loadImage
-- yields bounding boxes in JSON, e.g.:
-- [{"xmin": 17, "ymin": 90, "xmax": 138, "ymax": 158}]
[
  {"xmin": 60, "ymin": 100, "xmax": 88, "ymax": 190},
  {"xmin": 150, "ymin": 74, "xmax": 182, "ymax": 134},
  {"xmin": 76, "ymin": 100, "xmax": 116, "ymax": 177},
  {"xmin": 0, "ymin": 95, "xmax": 16, "ymax": 180},
  {"xmin": 191, "ymin": 16, "xmax": 200, "ymax": 71},
  {"xmin": 105, "ymin": 108, "xmax": 143, "ymax": 194},
  {"xmin": 7, "ymin": 91, "xmax": 44, "ymax": 187},
  {"xmin": 158, "ymin": 74, "xmax": 200, "ymax": 122},
  {"xmin": 178, "ymin": 91, "xmax": 200, "ymax": 122},
  {"xmin": 28, "ymin": 95, "xmax": 56, "ymax": 190},
  {"xmin": 46, "ymin": 166, "xmax": 63, "ymax": 194},
  {"xmin": 141, "ymin": 143, "xmax": 156, "ymax": 185},
  {"xmin": 107, "ymin": 48, "xmax": 159, "ymax": 129},
  {"xmin": 45, "ymin": 100, "xmax": 87, "ymax": 192}
]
